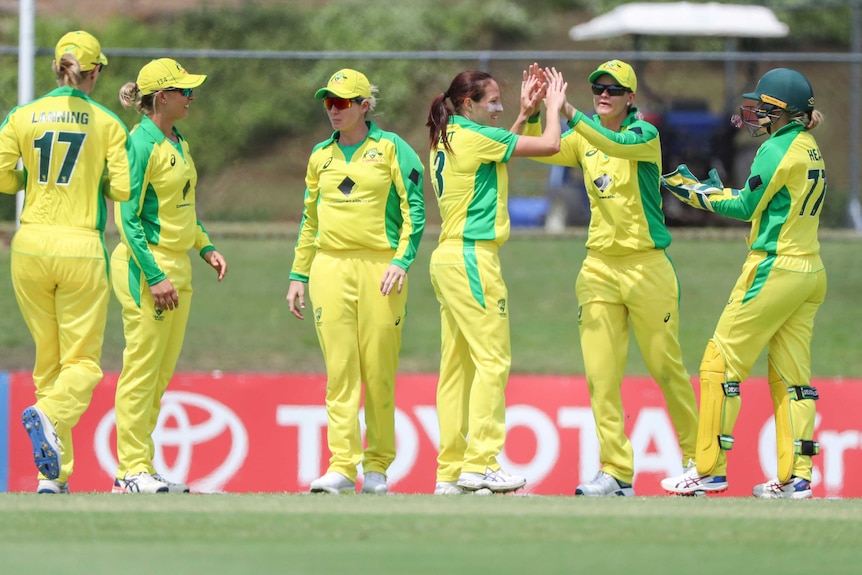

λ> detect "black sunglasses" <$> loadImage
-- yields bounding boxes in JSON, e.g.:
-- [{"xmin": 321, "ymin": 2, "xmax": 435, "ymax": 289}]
[{"xmin": 591, "ymin": 84, "xmax": 630, "ymax": 97}]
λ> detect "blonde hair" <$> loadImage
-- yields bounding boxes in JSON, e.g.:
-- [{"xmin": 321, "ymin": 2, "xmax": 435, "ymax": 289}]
[
  {"xmin": 356, "ymin": 84, "xmax": 380, "ymax": 112},
  {"xmin": 806, "ymin": 109, "xmax": 824, "ymax": 130},
  {"xmin": 52, "ymin": 53, "xmax": 90, "ymax": 89},
  {"xmin": 118, "ymin": 81, "xmax": 156, "ymax": 115}
]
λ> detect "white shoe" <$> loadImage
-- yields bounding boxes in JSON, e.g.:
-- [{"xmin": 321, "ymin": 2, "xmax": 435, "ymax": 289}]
[
  {"xmin": 22, "ymin": 406, "xmax": 62, "ymax": 480},
  {"xmin": 752, "ymin": 476, "xmax": 812, "ymax": 499},
  {"xmin": 661, "ymin": 465, "xmax": 727, "ymax": 495},
  {"xmin": 361, "ymin": 472, "xmax": 388, "ymax": 494},
  {"xmin": 576, "ymin": 471, "xmax": 635, "ymax": 496},
  {"xmin": 115, "ymin": 472, "xmax": 169, "ymax": 494},
  {"xmin": 434, "ymin": 481, "xmax": 465, "ymax": 495},
  {"xmin": 37, "ymin": 479, "xmax": 69, "ymax": 494},
  {"xmin": 310, "ymin": 472, "xmax": 355, "ymax": 494},
  {"xmin": 457, "ymin": 467, "xmax": 526, "ymax": 493},
  {"xmin": 153, "ymin": 473, "xmax": 190, "ymax": 493}
]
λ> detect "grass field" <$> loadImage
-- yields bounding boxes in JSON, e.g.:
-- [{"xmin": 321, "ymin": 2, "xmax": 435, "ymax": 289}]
[
  {"xmin": 0, "ymin": 493, "xmax": 860, "ymax": 574},
  {"xmin": 2, "ymin": 228, "xmax": 862, "ymax": 377}
]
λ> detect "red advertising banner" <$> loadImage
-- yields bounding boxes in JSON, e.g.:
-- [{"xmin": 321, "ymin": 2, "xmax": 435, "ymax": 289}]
[{"xmin": 3, "ymin": 371, "xmax": 861, "ymax": 497}]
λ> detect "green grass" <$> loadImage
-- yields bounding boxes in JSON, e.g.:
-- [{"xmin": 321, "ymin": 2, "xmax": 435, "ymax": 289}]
[
  {"xmin": 2, "ymin": 228, "xmax": 861, "ymax": 376},
  {"xmin": 0, "ymin": 494, "xmax": 860, "ymax": 574}
]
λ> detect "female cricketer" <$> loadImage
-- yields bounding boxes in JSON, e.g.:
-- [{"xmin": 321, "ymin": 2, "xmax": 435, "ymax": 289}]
[
  {"xmin": 111, "ymin": 58, "xmax": 227, "ymax": 494},
  {"xmin": 286, "ymin": 69, "xmax": 426, "ymax": 495},
  {"xmin": 519, "ymin": 60, "xmax": 700, "ymax": 496},
  {"xmin": 0, "ymin": 30, "xmax": 132, "ymax": 494},
  {"xmin": 661, "ymin": 68, "xmax": 826, "ymax": 499},
  {"xmin": 426, "ymin": 67, "xmax": 568, "ymax": 495}
]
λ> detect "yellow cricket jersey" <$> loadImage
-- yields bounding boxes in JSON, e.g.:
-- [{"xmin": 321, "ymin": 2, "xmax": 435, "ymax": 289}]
[
  {"xmin": 430, "ymin": 115, "xmax": 518, "ymax": 245},
  {"xmin": 290, "ymin": 121, "xmax": 425, "ymax": 280},
  {"xmin": 116, "ymin": 116, "xmax": 214, "ymax": 286},
  {"xmin": 0, "ymin": 86, "xmax": 132, "ymax": 229},
  {"xmin": 525, "ymin": 108, "xmax": 670, "ymax": 255},
  {"xmin": 709, "ymin": 123, "xmax": 825, "ymax": 259}
]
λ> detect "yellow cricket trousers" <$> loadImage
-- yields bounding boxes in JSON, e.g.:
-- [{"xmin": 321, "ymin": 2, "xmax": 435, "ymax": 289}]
[
  {"xmin": 576, "ymin": 249, "xmax": 699, "ymax": 484},
  {"xmin": 111, "ymin": 242, "xmax": 192, "ymax": 479},
  {"xmin": 309, "ymin": 249, "xmax": 405, "ymax": 481},
  {"xmin": 707, "ymin": 252, "xmax": 826, "ymax": 480},
  {"xmin": 11, "ymin": 224, "xmax": 111, "ymax": 482},
  {"xmin": 430, "ymin": 240, "xmax": 511, "ymax": 482}
]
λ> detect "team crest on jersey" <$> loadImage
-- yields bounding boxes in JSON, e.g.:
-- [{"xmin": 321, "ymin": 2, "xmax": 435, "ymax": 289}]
[
  {"xmin": 153, "ymin": 307, "xmax": 165, "ymax": 322},
  {"xmin": 315, "ymin": 307, "xmax": 323, "ymax": 324},
  {"xmin": 363, "ymin": 148, "xmax": 383, "ymax": 163},
  {"xmin": 497, "ymin": 298, "xmax": 507, "ymax": 318}
]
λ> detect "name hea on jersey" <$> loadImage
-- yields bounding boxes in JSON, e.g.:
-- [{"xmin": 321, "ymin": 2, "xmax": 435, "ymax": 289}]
[
  {"xmin": 31, "ymin": 111, "xmax": 90, "ymax": 125},
  {"xmin": 437, "ymin": 131, "xmax": 456, "ymax": 145}
]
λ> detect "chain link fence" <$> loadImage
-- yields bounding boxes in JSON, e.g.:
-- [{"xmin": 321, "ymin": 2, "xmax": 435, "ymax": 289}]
[{"xmin": 1, "ymin": 47, "xmax": 859, "ymax": 229}]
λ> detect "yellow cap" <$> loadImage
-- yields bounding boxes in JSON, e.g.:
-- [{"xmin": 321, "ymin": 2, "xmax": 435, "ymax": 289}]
[
  {"xmin": 137, "ymin": 58, "xmax": 207, "ymax": 96},
  {"xmin": 55, "ymin": 31, "xmax": 108, "ymax": 72},
  {"xmin": 314, "ymin": 69, "xmax": 371, "ymax": 99},
  {"xmin": 588, "ymin": 60, "xmax": 637, "ymax": 93}
]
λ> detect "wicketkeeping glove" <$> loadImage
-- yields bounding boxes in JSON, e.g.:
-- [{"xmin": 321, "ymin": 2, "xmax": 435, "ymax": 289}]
[{"xmin": 661, "ymin": 164, "xmax": 723, "ymax": 212}]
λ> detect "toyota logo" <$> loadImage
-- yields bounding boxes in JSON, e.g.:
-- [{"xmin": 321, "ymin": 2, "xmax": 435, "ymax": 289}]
[{"xmin": 94, "ymin": 391, "xmax": 248, "ymax": 492}]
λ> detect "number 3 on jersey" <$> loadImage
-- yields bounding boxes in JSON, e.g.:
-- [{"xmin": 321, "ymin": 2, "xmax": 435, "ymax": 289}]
[
  {"xmin": 432, "ymin": 150, "xmax": 445, "ymax": 198},
  {"xmin": 33, "ymin": 130, "xmax": 86, "ymax": 185}
]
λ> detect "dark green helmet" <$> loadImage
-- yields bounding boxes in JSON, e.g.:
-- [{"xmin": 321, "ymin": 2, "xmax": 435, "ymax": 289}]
[{"xmin": 743, "ymin": 68, "xmax": 814, "ymax": 114}]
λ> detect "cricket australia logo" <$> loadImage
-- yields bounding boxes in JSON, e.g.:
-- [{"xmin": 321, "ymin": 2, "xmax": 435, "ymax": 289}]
[
  {"xmin": 153, "ymin": 307, "xmax": 165, "ymax": 322},
  {"xmin": 315, "ymin": 307, "xmax": 323, "ymax": 324},
  {"xmin": 363, "ymin": 148, "xmax": 383, "ymax": 163},
  {"xmin": 497, "ymin": 298, "xmax": 507, "ymax": 318}
]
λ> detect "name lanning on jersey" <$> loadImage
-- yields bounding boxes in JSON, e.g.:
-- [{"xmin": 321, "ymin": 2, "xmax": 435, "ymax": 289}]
[{"xmin": 31, "ymin": 111, "xmax": 89, "ymax": 125}]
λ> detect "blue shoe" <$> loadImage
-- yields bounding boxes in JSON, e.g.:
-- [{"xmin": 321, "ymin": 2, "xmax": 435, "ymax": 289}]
[{"xmin": 22, "ymin": 406, "xmax": 62, "ymax": 480}]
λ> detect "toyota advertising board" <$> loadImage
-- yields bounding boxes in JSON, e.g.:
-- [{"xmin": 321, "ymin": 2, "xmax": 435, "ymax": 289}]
[{"xmin": 1, "ymin": 371, "xmax": 861, "ymax": 497}]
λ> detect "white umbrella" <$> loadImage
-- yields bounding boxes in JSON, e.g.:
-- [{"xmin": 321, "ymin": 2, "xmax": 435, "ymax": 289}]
[{"xmin": 569, "ymin": 2, "xmax": 789, "ymax": 40}]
